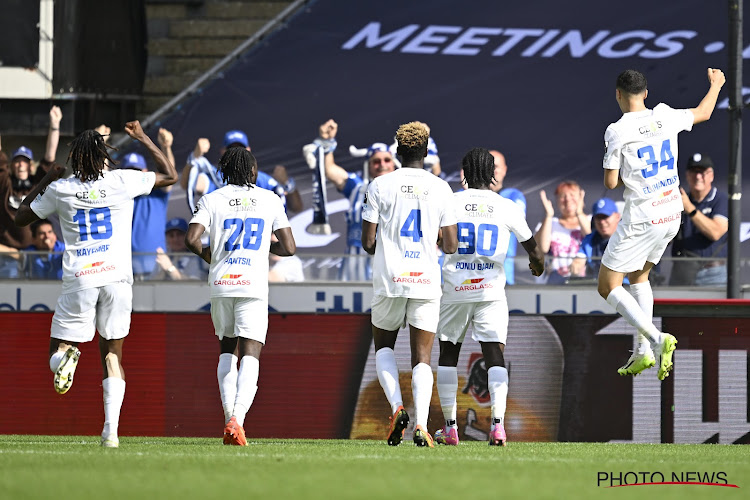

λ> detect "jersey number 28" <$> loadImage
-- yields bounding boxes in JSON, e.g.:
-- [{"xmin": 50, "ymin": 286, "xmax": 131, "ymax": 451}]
[{"xmin": 224, "ymin": 217, "xmax": 264, "ymax": 251}]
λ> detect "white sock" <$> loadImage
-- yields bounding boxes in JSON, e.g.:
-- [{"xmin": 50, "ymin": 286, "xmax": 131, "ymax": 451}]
[
  {"xmin": 412, "ymin": 363, "xmax": 433, "ymax": 430},
  {"xmin": 488, "ymin": 366, "xmax": 508, "ymax": 427},
  {"xmin": 375, "ymin": 348, "xmax": 403, "ymax": 414},
  {"xmin": 102, "ymin": 377, "xmax": 126, "ymax": 439},
  {"xmin": 233, "ymin": 356, "xmax": 259, "ymax": 427},
  {"xmin": 49, "ymin": 350, "xmax": 65, "ymax": 373},
  {"xmin": 629, "ymin": 282, "xmax": 655, "ymax": 355},
  {"xmin": 606, "ymin": 286, "xmax": 662, "ymax": 346},
  {"xmin": 436, "ymin": 366, "xmax": 457, "ymax": 426},
  {"xmin": 217, "ymin": 353, "xmax": 238, "ymax": 423}
]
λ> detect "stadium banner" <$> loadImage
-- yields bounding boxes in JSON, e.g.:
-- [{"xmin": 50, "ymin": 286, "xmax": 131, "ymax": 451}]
[
  {"xmin": 0, "ymin": 282, "xmax": 733, "ymax": 313},
  {"xmin": 1, "ymin": 311, "xmax": 747, "ymax": 443}
]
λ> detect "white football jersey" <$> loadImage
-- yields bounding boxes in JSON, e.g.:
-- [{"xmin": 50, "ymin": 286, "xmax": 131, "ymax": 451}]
[
  {"xmin": 442, "ymin": 189, "xmax": 532, "ymax": 303},
  {"xmin": 30, "ymin": 170, "xmax": 156, "ymax": 293},
  {"xmin": 362, "ymin": 168, "xmax": 456, "ymax": 299},
  {"xmin": 190, "ymin": 184, "xmax": 290, "ymax": 299},
  {"xmin": 603, "ymin": 103, "xmax": 693, "ymax": 224}
]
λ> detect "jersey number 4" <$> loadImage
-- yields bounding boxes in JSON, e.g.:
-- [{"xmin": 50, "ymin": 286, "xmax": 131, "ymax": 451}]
[
  {"xmin": 400, "ymin": 209, "xmax": 423, "ymax": 242},
  {"xmin": 638, "ymin": 139, "xmax": 674, "ymax": 178},
  {"xmin": 224, "ymin": 217, "xmax": 265, "ymax": 251},
  {"xmin": 73, "ymin": 207, "xmax": 112, "ymax": 241}
]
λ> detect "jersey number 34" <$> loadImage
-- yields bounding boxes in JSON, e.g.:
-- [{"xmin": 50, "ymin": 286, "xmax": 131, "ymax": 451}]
[{"xmin": 638, "ymin": 139, "xmax": 674, "ymax": 178}]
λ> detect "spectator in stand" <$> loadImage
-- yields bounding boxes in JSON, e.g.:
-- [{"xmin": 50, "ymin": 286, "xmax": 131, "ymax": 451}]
[
  {"xmin": 534, "ymin": 180, "xmax": 591, "ymax": 284},
  {"xmin": 571, "ymin": 198, "xmax": 620, "ymax": 279},
  {"xmin": 0, "ymin": 106, "xmax": 63, "ymax": 250},
  {"xmin": 125, "ymin": 128, "xmax": 176, "ymax": 279},
  {"xmin": 669, "ymin": 153, "xmax": 728, "ymax": 286},
  {"xmin": 150, "ymin": 218, "xmax": 208, "ymax": 281},
  {"xmin": 0, "ymin": 242, "xmax": 21, "ymax": 278},
  {"xmin": 490, "ymin": 150, "xmax": 526, "ymax": 284},
  {"xmin": 181, "ymin": 130, "xmax": 302, "ymax": 214},
  {"xmin": 25, "ymin": 219, "xmax": 64, "ymax": 279}
]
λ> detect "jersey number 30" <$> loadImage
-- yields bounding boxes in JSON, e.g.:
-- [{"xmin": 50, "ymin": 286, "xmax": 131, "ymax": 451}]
[
  {"xmin": 458, "ymin": 222, "xmax": 498, "ymax": 255},
  {"xmin": 224, "ymin": 217, "xmax": 265, "ymax": 251},
  {"xmin": 638, "ymin": 139, "xmax": 674, "ymax": 178}
]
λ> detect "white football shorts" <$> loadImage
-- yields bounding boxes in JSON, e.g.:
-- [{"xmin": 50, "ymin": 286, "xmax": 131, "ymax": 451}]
[
  {"xmin": 370, "ymin": 294, "xmax": 440, "ymax": 333},
  {"xmin": 438, "ymin": 299, "xmax": 509, "ymax": 345},
  {"xmin": 51, "ymin": 282, "xmax": 132, "ymax": 342},
  {"xmin": 602, "ymin": 216, "xmax": 681, "ymax": 273},
  {"xmin": 210, "ymin": 297, "xmax": 269, "ymax": 344}
]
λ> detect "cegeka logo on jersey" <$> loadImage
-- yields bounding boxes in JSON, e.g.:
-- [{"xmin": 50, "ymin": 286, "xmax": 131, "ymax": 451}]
[
  {"xmin": 455, "ymin": 278, "xmax": 494, "ymax": 291},
  {"xmin": 213, "ymin": 273, "xmax": 252, "ymax": 286},
  {"xmin": 75, "ymin": 189, "xmax": 107, "ymax": 203},
  {"xmin": 400, "ymin": 185, "xmax": 429, "ymax": 200},
  {"xmin": 228, "ymin": 197, "xmax": 257, "ymax": 211},
  {"xmin": 392, "ymin": 271, "xmax": 431, "ymax": 284},
  {"xmin": 75, "ymin": 261, "xmax": 115, "ymax": 277}
]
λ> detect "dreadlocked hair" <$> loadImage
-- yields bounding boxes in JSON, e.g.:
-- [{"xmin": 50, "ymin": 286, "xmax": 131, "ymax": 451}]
[
  {"xmin": 218, "ymin": 146, "xmax": 257, "ymax": 187},
  {"xmin": 395, "ymin": 121, "xmax": 429, "ymax": 162},
  {"xmin": 67, "ymin": 130, "xmax": 116, "ymax": 182},
  {"xmin": 461, "ymin": 147, "xmax": 495, "ymax": 189}
]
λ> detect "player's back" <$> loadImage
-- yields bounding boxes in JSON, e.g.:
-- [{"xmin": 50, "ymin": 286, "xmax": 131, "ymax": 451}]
[
  {"xmin": 605, "ymin": 103, "xmax": 693, "ymax": 223},
  {"xmin": 30, "ymin": 169, "xmax": 156, "ymax": 293},
  {"xmin": 195, "ymin": 183, "xmax": 289, "ymax": 299},
  {"xmin": 363, "ymin": 168, "xmax": 455, "ymax": 299},
  {"xmin": 442, "ymin": 189, "xmax": 531, "ymax": 303}
]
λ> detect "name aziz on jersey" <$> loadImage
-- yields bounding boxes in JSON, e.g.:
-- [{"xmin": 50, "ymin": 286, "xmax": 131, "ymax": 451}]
[
  {"xmin": 228, "ymin": 196, "xmax": 258, "ymax": 212},
  {"xmin": 464, "ymin": 202, "xmax": 494, "ymax": 218},
  {"xmin": 75, "ymin": 189, "xmax": 107, "ymax": 205},
  {"xmin": 400, "ymin": 185, "xmax": 428, "ymax": 200}
]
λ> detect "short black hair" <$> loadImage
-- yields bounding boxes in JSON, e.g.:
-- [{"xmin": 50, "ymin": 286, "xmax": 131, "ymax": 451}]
[
  {"xmin": 462, "ymin": 148, "xmax": 495, "ymax": 189},
  {"xmin": 30, "ymin": 219, "xmax": 53, "ymax": 237},
  {"xmin": 218, "ymin": 146, "xmax": 257, "ymax": 187},
  {"xmin": 616, "ymin": 69, "xmax": 648, "ymax": 95}
]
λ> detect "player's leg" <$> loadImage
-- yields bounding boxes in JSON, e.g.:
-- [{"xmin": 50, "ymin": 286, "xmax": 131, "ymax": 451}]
[
  {"xmin": 49, "ymin": 289, "xmax": 98, "ymax": 394},
  {"xmin": 212, "ymin": 297, "xmax": 244, "ymax": 445},
  {"xmin": 371, "ymin": 295, "xmax": 409, "ymax": 445},
  {"xmin": 434, "ymin": 302, "xmax": 471, "ymax": 445},
  {"xmin": 98, "ymin": 337, "xmax": 125, "ymax": 448},
  {"xmin": 474, "ymin": 300, "xmax": 510, "ymax": 446},
  {"xmin": 434, "ymin": 340, "xmax": 461, "ymax": 445},
  {"xmin": 218, "ymin": 335, "xmax": 239, "ymax": 427},
  {"xmin": 95, "ymin": 283, "xmax": 133, "ymax": 448},
  {"xmin": 407, "ymin": 297, "xmax": 440, "ymax": 448}
]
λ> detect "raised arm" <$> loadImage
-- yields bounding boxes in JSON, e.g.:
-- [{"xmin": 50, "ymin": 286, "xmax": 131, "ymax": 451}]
[
  {"xmin": 124, "ymin": 121, "xmax": 177, "ymax": 189},
  {"xmin": 690, "ymin": 68, "xmax": 726, "ymax": 125},
  {"xmin": 44, "ymin": 106, "xmax": 62, "ymax": 162},
  {"xmin": 180, "ymin": 138, "xmax": 210, "ymax": 190},
  {"xmin": 534, "ymin": 190, "xmax": 555, "ymax": 253},
  {"xmin": 157, "ymin": 128, "xmax": 176, "ymax": 193},
  {"xmin": 272, "ymin": 165, "xmax": 303, "ymax": 213},
  {"xmin": 318, "ymin": 119, "xmax": 349, "ymax": 190}
]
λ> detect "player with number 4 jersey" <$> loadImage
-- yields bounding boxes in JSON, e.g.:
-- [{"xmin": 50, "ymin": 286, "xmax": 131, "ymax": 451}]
[
  {"xmin": 361, "ymin": 122, "xmax": 457, "ymax": 448},
  {"xmin": 186, "ymin": 146, "xmax": 295, "ymax": 446},
  {"xmin": 15, "ymin": 120, "xmax": 178, "ymax": 448},
  {"xmin": 598, "ymin": 68, "xmax": 725, "ymax": 382}
]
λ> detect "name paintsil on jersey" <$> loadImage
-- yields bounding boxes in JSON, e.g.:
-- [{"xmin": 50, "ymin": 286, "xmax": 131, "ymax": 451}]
[
  {"xmin": 224, "ymin": 257, "xmax": 252, "ymax": 266},
  {"xmin": 400, "ymin": 185, "xmax": 429, "ymax": 200},
  {"xmin": 643, "ymin": 175, "xmax": 678, "ymax": 195},
  {"xmin": 228, "ymin": 197, "xmax": 257, "ymax": 211}
]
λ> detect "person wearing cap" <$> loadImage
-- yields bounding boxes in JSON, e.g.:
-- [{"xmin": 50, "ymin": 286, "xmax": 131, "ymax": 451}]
[
  {"xmin": 0, "ymin": 106, "xmax": 63, "ymax": 250},
  {"xmin": 306, "ymin": 119, "xmax": 398, "ymax": 281},
  {"xmin": 571, "ymin": 198, "xmax": 621, "ymax": 278},
  {"xmin": 669, "ymin": 153, "xmax": 728, "ymax": 286},
  {"xmin": 180, "ymin": 130, "xmax": 302, "ymax": 214},
  {"xmin": 150, "ymin": 217, "xmax": 207, "ymax": 281},
  {"xmin": 125, "ymin": 128, "xmax": 177, "ymax": 279}
]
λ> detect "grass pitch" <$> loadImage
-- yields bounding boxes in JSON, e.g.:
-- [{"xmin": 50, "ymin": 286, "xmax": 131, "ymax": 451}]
[{"xmin": 0, "ymin": 436, "xmax": 747, "ymax": 499}]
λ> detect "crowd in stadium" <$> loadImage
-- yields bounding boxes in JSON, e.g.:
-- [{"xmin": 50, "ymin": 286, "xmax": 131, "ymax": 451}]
[{"xmin": 0, "ymin": 106, "xmax": 728, "ymax": 287}]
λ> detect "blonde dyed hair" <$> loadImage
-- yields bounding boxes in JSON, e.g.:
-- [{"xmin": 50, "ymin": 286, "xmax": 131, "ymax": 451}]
[{"xmin": 395, "ymin": 121, "xmax": 429, "ymax": 160}]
